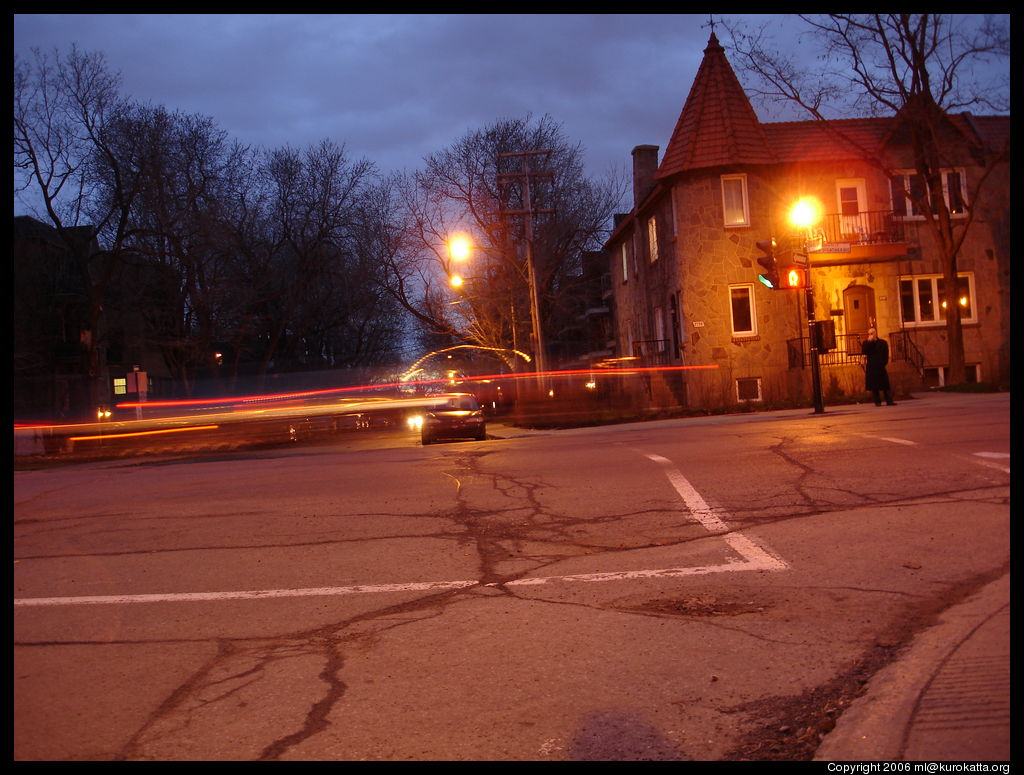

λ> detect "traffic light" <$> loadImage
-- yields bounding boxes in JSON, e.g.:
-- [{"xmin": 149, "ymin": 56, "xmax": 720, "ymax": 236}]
[
  {"xmin": 756, "ymin": 238, "xmax": 779, "ymax": 288},
  {"xmin": 779, "ymin": 265, "xmax": 808, "ymax": 289}
]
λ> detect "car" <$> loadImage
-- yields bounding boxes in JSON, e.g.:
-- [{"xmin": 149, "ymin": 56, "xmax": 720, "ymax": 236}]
[{"xmin": 417, "ymin": 393, "xmax": 487, "ymax": 445}]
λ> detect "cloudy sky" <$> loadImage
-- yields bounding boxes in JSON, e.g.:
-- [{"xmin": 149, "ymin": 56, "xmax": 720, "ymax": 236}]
[
  {"xmin": 13, "ymin": 14, "xmax": 775, "ymax": 186},
  {"xmin": 14, "ymin": 13, "xmax": 1009, "ymax": 214}
]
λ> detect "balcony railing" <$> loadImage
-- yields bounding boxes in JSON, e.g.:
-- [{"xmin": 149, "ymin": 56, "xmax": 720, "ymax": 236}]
[{"xmin": 802, "ymin": 210, "xmax": 909, "ymax": 251}]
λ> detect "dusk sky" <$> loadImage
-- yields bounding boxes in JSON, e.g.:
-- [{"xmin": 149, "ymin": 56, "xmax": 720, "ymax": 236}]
[
  {"xmin": 14, "ymin": 13, "xmax": 1009, "ymax": 218},
  {"xmin": 14, "ymin": 14, "xmax": 794, "ymax": 195}
]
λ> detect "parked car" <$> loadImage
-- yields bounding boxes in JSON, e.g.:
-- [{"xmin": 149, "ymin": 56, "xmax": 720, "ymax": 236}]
[{"xmin": 415, "ymin": 393, "xmax": 487, "ymax": 445}]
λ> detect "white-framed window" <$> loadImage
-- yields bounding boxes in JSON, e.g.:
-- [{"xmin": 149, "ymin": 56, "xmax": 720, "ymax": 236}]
[
  {"xmin": 736, "ymin": 377, "xmax": 762, "ymax": 402},
  {"xmin": 836, "ymin": 178, "xmax": 867, "ymax": 235},
  {"xmin": 729, "ymin": 284, "xmax": 757, "ymax": 337},
  {"xmin": 647, "ymin": 216, "xmax": 659, "ymax": 262},
  {"xmin": 890, "ymin": 169, "xmax": 967, "ymax": 219},
  {"xmin": 620, "ymin": 242, "xmax": 629, "ymax": 282},
  {"xmin": 631, "ymin": 231, "xmax": 640, "ymax": 278},
  {"xmin": 899, "ymin": 273, "xmax": 976, "ymax": 327},
  {"xmin": 670, "ymin": 292, "xmax": 683, "ymax": 356},
  {"xmin": 113, "ymin": 377, "xmax": 127, "ymax": 395},
  {"xmin": 924, "ymin": 364, "xmax": 981, "ymax": 388},
  {"xmin": 721, "ymin": 174, "xmax": 750, "ymax": 227}
]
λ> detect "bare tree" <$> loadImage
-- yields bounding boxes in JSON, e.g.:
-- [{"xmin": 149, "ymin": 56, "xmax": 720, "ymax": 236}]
[
  {"xmin": 110, "ymin": 105, "xmax": 257, "ymax": 394},
  {"xmin": 724, "ymin": 14, "xmax": 1009, "ymax": 386},
  {"xmin": 15, "ymin": 45, "xmax": 156, "ymax": 410},
  {"xmin": 238, "ymin": 139, "xmax": 406, "ymax": 380},
  {"xmin": 381, "ymin": 114, "xmax": 624, "ymax": 372}
]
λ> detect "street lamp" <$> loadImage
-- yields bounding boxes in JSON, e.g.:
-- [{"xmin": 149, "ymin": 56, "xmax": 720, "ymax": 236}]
[
  {"xmin": 788, "ymin": 197, "xmax": 825, "ymax": 415},
  {"xmin": 443, "ymin": 232, "xmax": 544, "ymax": 387},
  {"xmin": 448, "ymin": 234, "xmax": 472, "ymax": 263},
  {"xmin": 447, "ymin": 234, "xmax": 472, "ymax": 287},
  {"xmin": 789, "ymin": 196, "xmax": 822, "ymax": 231}
]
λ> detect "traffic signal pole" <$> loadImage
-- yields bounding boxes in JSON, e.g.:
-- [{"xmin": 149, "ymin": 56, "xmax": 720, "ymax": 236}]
[
  {"xmin": 758, "ymin": 239, "xmax": 823, "ymax": 413},
  {"xmin": 806, "ymin": 283, "xmax": 825, "ymax": 414}
]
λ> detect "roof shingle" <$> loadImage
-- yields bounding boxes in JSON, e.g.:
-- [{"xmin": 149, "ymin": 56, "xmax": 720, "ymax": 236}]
[{"xmin": 656, "ymin": 33, "xmax": 775, "ymax": 179}]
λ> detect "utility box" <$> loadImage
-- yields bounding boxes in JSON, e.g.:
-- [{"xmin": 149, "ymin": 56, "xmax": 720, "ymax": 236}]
[{"xmin": 814, "ymin": 320, "xmax": 836, "ymax": 352}]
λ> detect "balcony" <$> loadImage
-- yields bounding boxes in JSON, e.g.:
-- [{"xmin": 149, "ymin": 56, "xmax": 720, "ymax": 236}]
[{"xmin": 789, "ymin": 210, "xmax": 916, "ymax": 263}]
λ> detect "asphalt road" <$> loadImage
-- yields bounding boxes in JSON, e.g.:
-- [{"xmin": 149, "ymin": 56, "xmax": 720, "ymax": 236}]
[{"xmin": 13, "ymin": 392, "xmax": 1010, "ymax": 761}]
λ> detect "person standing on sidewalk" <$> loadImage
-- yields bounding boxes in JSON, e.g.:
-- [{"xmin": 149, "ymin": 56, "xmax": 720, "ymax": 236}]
[{"xmin": 861, "ymin": 327, "xmax": 896, "ymax": 406}]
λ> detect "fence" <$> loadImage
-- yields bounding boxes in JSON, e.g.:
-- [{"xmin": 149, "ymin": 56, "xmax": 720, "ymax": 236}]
[
  {"xmin": 810, "ymin": 210, "xmax": 907, "ymax": 247},
  {"xmin": 632, "ymin": 339, "xmax": 670, "ymax": 366},
  {"xmin": 787, "ymin": 329, "xmax": 925, "ymax": 376}
]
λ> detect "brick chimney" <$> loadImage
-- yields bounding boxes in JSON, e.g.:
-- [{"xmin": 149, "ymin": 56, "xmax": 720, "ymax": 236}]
[{"xmin": 631, "ymin": 145, "xmax": 660, "ymax": 209}]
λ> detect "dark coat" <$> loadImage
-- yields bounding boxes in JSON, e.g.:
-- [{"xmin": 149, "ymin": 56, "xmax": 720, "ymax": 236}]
[{"xmin": 861, "ymin": 338, "xmax": 891, "ymax": 391}]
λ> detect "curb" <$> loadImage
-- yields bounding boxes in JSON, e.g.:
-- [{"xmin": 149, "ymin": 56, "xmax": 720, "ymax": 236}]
[{"xmin": 814, "ymin": 572, "xmax": 1010, "ymax": 762}]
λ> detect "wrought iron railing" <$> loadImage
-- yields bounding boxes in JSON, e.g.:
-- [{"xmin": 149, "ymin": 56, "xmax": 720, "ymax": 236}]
[
  {"xmin": 633, "ymin": 339, "xmax": 670, "ymax": 366},
  {"xmin": 788, "ymin": 329, "xmax": 925, "ymax": 377},
  {"xmin": 787, "ymin": 333, "xmax": 867, "ymax": 369},
  {"xmin": 799, "ymin": 210, "xmax": 909, "ymax": 249},
  {"xmin": 888, "ymin": 330, "xmax": 926, "ymax": 377}
]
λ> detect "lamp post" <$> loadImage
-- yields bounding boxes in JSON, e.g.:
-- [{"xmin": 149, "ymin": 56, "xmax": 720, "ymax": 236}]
[{"xmin": 789, "ymin": 197, "xmax": 825, "ymax": 414}]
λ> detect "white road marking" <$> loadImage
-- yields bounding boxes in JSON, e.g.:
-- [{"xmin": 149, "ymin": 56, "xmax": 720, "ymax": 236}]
[
  {"xmin": 971, "ymin": 451, "xmax": 1010, "ymax": 473},
  {"xmin": 14, "ymin": 450, "xmax": 788, "ymax": 608},
  {"xmin": 14, "ymin": 580, "xmax": 478, "ymax": 607},
  {"xmin": 641, "ymin": 452, "xmax": 788, "ymax": 573},
  {"xmin": 878, "ymin": 437, "xmax": 917, "ymax": 446},
  {"xmin": 506, "ymin": 548, "xmax": 786, "ymax": 587},
  {"xmin": 643, "ymin": 453, "xmax": 731, "ymax": 532},
  {"xmin": 865, "ymin": 439, "xmax": 1010, "ymax": 473}
]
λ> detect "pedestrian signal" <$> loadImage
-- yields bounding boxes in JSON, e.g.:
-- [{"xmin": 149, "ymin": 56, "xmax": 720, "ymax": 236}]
[{"xmin": 779, "ymin": 265, "xmax": 808, "ymax": 289}]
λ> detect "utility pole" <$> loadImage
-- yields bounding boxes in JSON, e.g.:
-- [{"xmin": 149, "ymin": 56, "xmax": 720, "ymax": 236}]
[{"xmin": 497, "ymin": 150, "xmax": 554, "ymax": 388}]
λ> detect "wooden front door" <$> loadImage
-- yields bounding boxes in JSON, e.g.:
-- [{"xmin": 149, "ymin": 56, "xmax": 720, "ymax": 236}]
[{"xmin": 843, "ymin": 285, "xmax": 875, "ymax": 353}]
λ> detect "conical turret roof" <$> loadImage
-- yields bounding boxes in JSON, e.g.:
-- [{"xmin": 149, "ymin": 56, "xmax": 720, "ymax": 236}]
[{"xmin": 656, "ymin": 33, "xmax": 775, "ymax": 179}]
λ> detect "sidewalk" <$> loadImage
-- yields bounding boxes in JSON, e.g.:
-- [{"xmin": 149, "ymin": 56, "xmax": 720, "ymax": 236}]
[
  {"xmin": 486, "ymin": 421, "xmax": 552, "ymax": 440},
  {"xmin": 814, "ymin": 572, "xmax": 1010, "ymax": 762}
]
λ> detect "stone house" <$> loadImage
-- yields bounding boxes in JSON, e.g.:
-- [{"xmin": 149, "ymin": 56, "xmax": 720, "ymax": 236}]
[{"xmin": 605, "ymin": 33, "xmax": 1010, "ymax": 411}]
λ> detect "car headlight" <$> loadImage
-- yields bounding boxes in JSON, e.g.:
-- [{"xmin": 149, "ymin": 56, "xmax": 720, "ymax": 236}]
[{"xmin": 407, "ymin": 415, "xmax": 424, "ymax": 430}]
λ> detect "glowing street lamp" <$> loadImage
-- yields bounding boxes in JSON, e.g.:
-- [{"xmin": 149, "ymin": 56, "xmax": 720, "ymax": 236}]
[
  {"xmin": 448, "ymin": 234, "xmax": 472, "ymax": 263},
  {"xmin": 446, "ymin": 234, "xmax": 472, "ymax": 288},
  {"xmin": 789, "ymin": 196, "xmax": 822, "ymax": 230}
]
